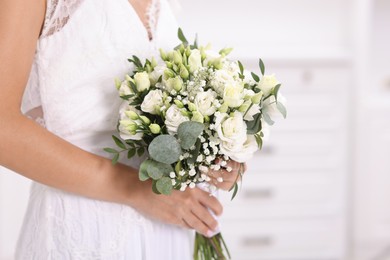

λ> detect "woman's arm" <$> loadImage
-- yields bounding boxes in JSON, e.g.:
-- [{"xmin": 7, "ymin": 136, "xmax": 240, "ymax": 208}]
[{"xmin": 0, "ymin": 0, "xmax": 222, "ymax": 237}]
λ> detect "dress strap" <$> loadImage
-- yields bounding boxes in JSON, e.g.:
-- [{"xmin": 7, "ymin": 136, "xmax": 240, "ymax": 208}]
[{"xmin": 40, "ymin": 0, "xmax": 84, "ymax": 38}]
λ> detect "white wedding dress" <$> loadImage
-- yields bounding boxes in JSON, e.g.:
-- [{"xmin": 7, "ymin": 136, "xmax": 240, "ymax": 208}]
[{"xmin": 16, "ymin": 0, "xmax": 193, "ymax": 259}]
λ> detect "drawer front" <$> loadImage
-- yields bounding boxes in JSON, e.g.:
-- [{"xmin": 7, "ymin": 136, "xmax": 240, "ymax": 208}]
[
  {"xmin": 219, "ymin": 171, "xmax": 343, "ymax": 219},
  {"xmin": 219, "ymin": 218, "xmax": 345, "ymax": 260},
  {"xmin": 264, "ymin": 65, "xmax": 351, "ymax": 94}
]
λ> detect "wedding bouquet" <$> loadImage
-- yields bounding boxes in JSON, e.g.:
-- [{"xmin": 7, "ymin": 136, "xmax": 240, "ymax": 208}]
[{"xmin": 105, "ymin": 29, "xmax": 286, "ymax": 260}]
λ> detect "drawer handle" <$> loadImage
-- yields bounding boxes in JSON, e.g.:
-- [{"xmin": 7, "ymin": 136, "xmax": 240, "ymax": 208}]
[
  {"xmin": 242, "ymin": 236, "xmax": 274, "ymax": 247},
  {"xmin": 244, "ymin": 188, "xmax": 274, "ymax": 199},
  {"xmin": 302, "ymin": 70, "xmax": 313, "ymax": 84},
  {"xmin": 385, "ymin": 78, "xmax": 390, "ymax": 89}
]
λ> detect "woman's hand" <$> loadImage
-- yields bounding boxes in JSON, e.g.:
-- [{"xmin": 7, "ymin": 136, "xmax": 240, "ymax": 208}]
[
  {"xmin": 128, "ymin": 179, "xmax": 223, "ymax": 237},
  {"xmin": 207, "ymin": 159, "xmax": 247, "ymax": 191}
]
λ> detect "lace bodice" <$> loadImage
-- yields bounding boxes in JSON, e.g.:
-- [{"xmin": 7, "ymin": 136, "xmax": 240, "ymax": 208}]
[{"xmin": 23, "ymin": 0, "xmax": 162, "ymax": 124}]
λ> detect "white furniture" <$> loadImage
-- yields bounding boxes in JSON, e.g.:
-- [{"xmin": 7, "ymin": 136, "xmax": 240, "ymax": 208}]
[
  {"xmin": 178, "ymin": 0, "xmax": 353, "ymax": 259},
  {"xmin": 353, "ymin": 0, "xmax": 390, "ymax": 259}
]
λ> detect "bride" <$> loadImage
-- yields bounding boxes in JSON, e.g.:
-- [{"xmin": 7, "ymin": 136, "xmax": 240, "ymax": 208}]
[{"xmin": 0, "ymin": 0, "xmax": 245, "ymax": 259}]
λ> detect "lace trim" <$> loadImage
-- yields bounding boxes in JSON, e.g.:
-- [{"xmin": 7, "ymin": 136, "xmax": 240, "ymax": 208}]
[
  {"xmin": 145, "ymin": 0, "xmax": 161, "ymax": 40},
  {"xmin": 41, "ymin": 0, "xmax": 83, "ymax": 38}
]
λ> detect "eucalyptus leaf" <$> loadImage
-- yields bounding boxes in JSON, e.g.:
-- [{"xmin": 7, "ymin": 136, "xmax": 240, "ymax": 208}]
[
  {"xmin": 152, "ymin": 180, "xmax": 161, "ymax": 194},
  {"xmin": 263, "ymin": 112, "xmax": 275, "ymax": 126},
  {"xmin": 177, "ymin": 121, "xmax": 204, "ymax": 150},
  {"xmin": 273, "ymin": 84, "xmax": 281, "ymax": 100},
  {"xmin": 148, "ymin": 135, "xmax": 182, "ymax": 164},
  {"xmin": 139, "ymin": 160, "xmax": 152, "ymax": 181},
  {"xmin": 246, "ymin": 113, "xmax": 262, "ymax": 135},
  {"xmin": 146, "ymin": 160, "xmax": 173, "ymax": 180},
  {"xmin": 112, "ymin": 135, "xmax": 126, "ymax": 150},
  {"xmin": 276, "ymin": 102, "xmax": 287, "ymax": 118},
  {"xmin": 188, "ymin": 138, "xmax": 201, "ymax": 164},
  {"xmin": 156, "ymin": 177, "xmax": 173, "ymax": 195}
]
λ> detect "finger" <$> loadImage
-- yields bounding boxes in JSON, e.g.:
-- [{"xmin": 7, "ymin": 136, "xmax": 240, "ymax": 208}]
[
  {"xmin": 197, "ymin": 189, "xmax": 223, "ymax": 216},
  {"xmin": 191, "ymin": 202, "xmax": 219, "ymax": 231},
  {"xmin": 182, "ymin": 210, "xmax": 213, "ymax": 237}
]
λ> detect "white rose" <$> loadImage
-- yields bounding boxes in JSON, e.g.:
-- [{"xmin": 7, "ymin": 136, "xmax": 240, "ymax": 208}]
[
  {"xmin": 210, "ymin": 70, "xmax": 235, "ymax": 95},
  {"xmin": 149, "ymin": 65, "xmax": 166, "ymax": 86},
  {"xmin": 119, "ymin": 81, "xmax": 133, "ymax": 97},
  {"xmin": 165, "ymin": 105, "xmax": 190, "ymax": 134},
  {"xmin": 215, "ymin": 112, "xmax": 247, "ymax": 159},
  {"xmin": 118, "ymin": 104, "xmax": 143, "ymax": 140},
  {"xmin": 141, "ymin": 89, "xmax": 163, "ymax": 115},
  {"xmin": 134, "ymin": 71, "xmax": 151, "ymax": 92},
  {"xmin": 222, "ymin": 135, "xmax": 258, "ymax": 163},
  {"xmin": 188, "ymin": 49, "xmax": 202, "ymax": 73},
  {"xmin": 256, "ymin": 74, "xmax": 279, "ymax": 97},
  {"xmin": 223, "ymin": 83, "xmax": 244, "ymax": 108},
  {"xmin": 194, "ymin": 90, "xmax": 218, "ymax": 116}
]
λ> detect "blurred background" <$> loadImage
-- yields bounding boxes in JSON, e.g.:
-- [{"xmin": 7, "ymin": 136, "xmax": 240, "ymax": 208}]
[{"xmin": 1, "ymin": 0, "xmax": 389, "ymax": 259}]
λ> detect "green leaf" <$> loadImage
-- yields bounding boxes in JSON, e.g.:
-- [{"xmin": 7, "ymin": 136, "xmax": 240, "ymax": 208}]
[
  {"xmin": 112, "ymin": 153, "xmax": 120, "ymax": 165},
  {"xmin": 148, "ymin": 135, "xmax": 182, "ymax": 164},
  {"xmin": 129, "ymin": 81, "xmax": 137, "ymax": 94},
  {"xmin": 273, "ymin": 84, "xmax": 281, "ymax": 100},
  {"xmin": 259, "ymin": 58, "xmax": 265, "ymax": 75},
  {"xmin": 237, "ymin": 61, "xmax": 244, "ymax": 75},
  {"xmin": 177, "ymin": 121, "xmax": 204, "ymax": 150},
  {"xmin": 251, "ymin": 72, "xmax": 260, "ymax": 82},
  {"xmin": 152, "ymin": 180, "xmax": 161, "ymax": 194},
  {"xmin": 246, "ymin": 112, "xmax": 262, "ymax": 135},
  {"xmin": 104, "ymin": 148, "xmax": 118, "ymax": 154},
  {"xmin": 146, "ymin": 160, "xmax": 173, "ymax": 180},
  {"xmin": 137, "ymin": 147, "xmax": 145, "ymax": 157},
  {"xmin": 276, "ymin": 102, "xmax": 287, "ymax": 118},
  {"xmin": 156, "ymin": 177, "xmax": 173, "ymax": 195},
  {"xmin": 127, "ymin": 148, "xmax": 136, "ymax": 159},
  {"xmin": 178, "ymin": 28, "xmax": 188, "ymax": 44},
  {"xmin": 255, "ymin": 134, "xmax": 263, "ymax": 149},
  {"xmin": 187, "ymin": 138, "xmax": 201, "ymax": 164},
  {"xmin": 193, "ymin": 34, "xmax": 198, "ymax": 49},
  {"xmin": 263, "ymin": 112, "xmax": 275, "ymax": 126},
  {"xmin": 139, "ymin": 160, "xmax": 151, "ymax": 181},
  {"xmin": 230, "ymin": 183, "xmax": 239, "ymax": 201},
  {"xmin": 112, "ymin": 135, "xmax": 126, "ymax": 150}
]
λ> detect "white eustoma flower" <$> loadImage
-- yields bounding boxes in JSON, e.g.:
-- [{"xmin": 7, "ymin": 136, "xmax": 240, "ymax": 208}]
[
  {"xmin": 215, "ymin": 112, "xmax": 248, "ymax": 160},
  {"xmin": 203, "ymin": 50, "xmax": 221, "ymax": 67},
  {"xmin": 164, "ymin": 105, "xmax": 190, "ymax": 134},
  {"xmin": 118, "ymin": 103, "xmax": 143, "ymax": 140},
  {"xmin": 141, "ymin": 89, "xmax": 163, "ymax": 115},
  {"xmin": 222, "ymin": 135, "xmax": 258, "ymax": 163},
  {"xmin": 119, "ymin": 81, "xmax": 133, "ymax": 97},
  {"xmin": 223, "ymin": 83, "xmax": 244, "ymax": 108},
  {"xmin": 149, "ymin": 65, "xmax": 166, "ymax": 85},
  {"xmin": 210, "ymin": 69, "xmax": 235, "ymax": 96},
  {"xmin": 194, "ymin": 89, "xmax": 218, "ymax": 116},
  {"xmin": 134, "ymin": 71, "xmax": 151, "ymax": 92},
  {"xmin": 188, "ymin": 49, "xmax": 203, "ymax": 73},
  {"xmin": 256, "ymin": 74, "xmax": 279, "ymax": 97}
]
